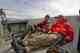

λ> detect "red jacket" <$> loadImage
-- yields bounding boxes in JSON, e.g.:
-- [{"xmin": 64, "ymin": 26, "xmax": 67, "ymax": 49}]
[
  {"xmin": 36, "ymin": 18, "xmax": 49, "ymax": 32},
  {"xmin": 49, "ymin": 16, "xmax": 74, "ymax": 43}
]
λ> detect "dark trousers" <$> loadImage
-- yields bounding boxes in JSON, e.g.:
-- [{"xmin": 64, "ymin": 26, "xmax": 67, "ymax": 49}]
[{"xmin": 77, "ymin": 28, "xmax": 80, "ymax": 53}]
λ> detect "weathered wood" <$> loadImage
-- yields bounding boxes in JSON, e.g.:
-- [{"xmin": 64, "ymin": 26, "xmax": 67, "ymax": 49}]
[{"xmin": 23, "ymin": 32, "xmax": 60, "ymax": 50}]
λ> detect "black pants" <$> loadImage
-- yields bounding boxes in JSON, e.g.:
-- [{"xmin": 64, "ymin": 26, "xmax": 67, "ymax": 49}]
[{"xmin": 77, "ymin": 28, "xmax": 80, "ymax": 53}]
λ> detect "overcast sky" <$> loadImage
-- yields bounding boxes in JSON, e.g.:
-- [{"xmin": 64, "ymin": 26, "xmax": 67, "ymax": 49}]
[{"xmin": 0, "ymin": 0, "xmax": 80, "ymax": 19}]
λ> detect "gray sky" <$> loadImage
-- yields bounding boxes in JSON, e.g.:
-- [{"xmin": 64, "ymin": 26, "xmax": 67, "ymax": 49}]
[{"xmin": 0, "ymin": 0, "xmax": 80, "ymax": 19}]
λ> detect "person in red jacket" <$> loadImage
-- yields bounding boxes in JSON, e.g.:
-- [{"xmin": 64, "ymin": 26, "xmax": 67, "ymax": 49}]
[
  {"xmin": 49, "ymin": 15, "xmax": 74, "ymax": 44},
  {"xmin": 35, "ymin": 15, "xmax": 50, "ymax": 33}
]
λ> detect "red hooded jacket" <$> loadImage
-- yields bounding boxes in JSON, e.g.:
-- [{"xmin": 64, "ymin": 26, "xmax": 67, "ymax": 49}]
[{"xmin": 49, "ymin": 16, "xmax": 74, "ymax": 43}]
